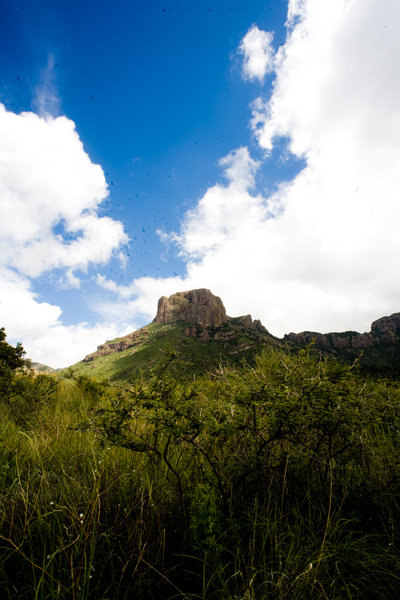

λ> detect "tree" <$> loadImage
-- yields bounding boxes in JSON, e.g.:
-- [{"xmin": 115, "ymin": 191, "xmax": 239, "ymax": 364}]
[
  {"xmin": 0, "ymin": 327, "xmax": 26, "ymax": 373},
  {"xmin": 0, "ymin": 328, "xmax": 26, "ymax": 403}
]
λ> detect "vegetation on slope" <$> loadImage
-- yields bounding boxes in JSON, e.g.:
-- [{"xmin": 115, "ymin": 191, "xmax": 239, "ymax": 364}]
[
  {"xmin": 1, "ymin": 331, "xmax": 400, "ymax": 599},
  {"xmin": 69, "ymin": 318, "xmax": 279, "ymax": 381}
]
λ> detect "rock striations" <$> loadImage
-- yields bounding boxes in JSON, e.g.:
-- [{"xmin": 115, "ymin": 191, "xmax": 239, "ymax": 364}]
[
  {"xmin": 152, "ymin": 289, "xmax": 270, "ymax": 345},
  {"xmin": 83, "ymin": 329, "xmax": 149, "ymax": 363},
  {"xmin": 153, "ymin": 289, "xmax": 228, "ymax": 327}
]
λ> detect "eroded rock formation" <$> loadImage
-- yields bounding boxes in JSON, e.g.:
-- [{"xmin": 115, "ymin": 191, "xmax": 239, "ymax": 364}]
[
  {"xmin": 284, "ymin": 313, "xmax": 400, "ymax": 351},
  {"xmin": 83, "ymin": 330, "xmax": 149, "ymax": 362},
  {"xmin": 153, "ymin": 289, "xmax": 228, "ymax": 327}
]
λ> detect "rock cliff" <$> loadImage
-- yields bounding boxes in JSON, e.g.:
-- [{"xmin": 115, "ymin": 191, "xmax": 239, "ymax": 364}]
[
  {"xmin": 83, "ymin": 329, "xmax": 149, "ymax": 363},
  {"xmin": 284, "ymin": 313, "xmax": 400, "ymax": 353},
  {"xmin": 81, "ymin": 289, "xmax": 274, "ymax": 365},
  {"xmin": 78, "ymin": 288, "xmax": 400, "ymax": 378},
  {"xmin": 153, "ymin": 289, "xmax": 228, "ymax": 327}
]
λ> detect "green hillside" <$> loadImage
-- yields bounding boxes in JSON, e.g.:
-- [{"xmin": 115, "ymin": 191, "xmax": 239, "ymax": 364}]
[
  {"xmin": 66, "ymin": 290, "xmax": 400, "ymax": 382},
  {"xmin": 284, "ymin": 312, "xmax": 400, "ymax": 377},
  {"xmin": 69, "ymin": 317, "xmax": 281, "ymax": 381},
  {"xmin": 2, "ymin": 331, "xmax": 400, "ymax": 599},
  {"xmin": 30, "ymin": 361, "xmax": 56, "ymax": 374}
]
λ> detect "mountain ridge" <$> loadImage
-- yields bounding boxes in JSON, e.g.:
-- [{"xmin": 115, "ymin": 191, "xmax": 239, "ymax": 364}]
[
  {"xmin": 73, "ymin": 289, "xmax": 400, "ymax": 378},
  {"xmin": 285, "ymin": 312, "xmax": 400, "ymax": 375}
]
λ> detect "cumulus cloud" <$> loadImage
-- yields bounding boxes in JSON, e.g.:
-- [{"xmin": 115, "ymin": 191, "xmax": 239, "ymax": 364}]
[
  {"xmin": 204, "ymin": 0, "xmax": 400, "ymax": 333},
  {"xmin": 101, "ymin": 0, "xmax": 400, "ymax": 338},
  {"xmin": 0, "ymin": 104, "xmax": 128, "ymax": 278},
  {"xmin": 0, "ymin": 104, "xmax": 129, "ymax": 366},
  {"xmin": 239, "ymin": 25, "xmax": 275, "ymax": 83},
  {"xmin": 5, "ymin": 0, "xmax": 400, "ymax": 366},
  {"xmin": 95, "ymin": 273, "xmax": 187, "ymax": 324},
  {"xmin": 0, "ymin": 267, "xmax": 131, "ymax": 367},
  {"xmin": 171, "ymin": 148, "xmax": 262, "ymax": 258}
]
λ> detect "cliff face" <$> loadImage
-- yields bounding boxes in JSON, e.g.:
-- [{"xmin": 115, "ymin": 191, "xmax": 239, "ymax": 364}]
[
  {"xmin": 78, "ymin": 288, "xmax": 400, "ymax": 378},
  {"xmin": 153, "ymin": 289, "xmax": 228, "ymax": 327},
  {"xmin": 80, "ymin": 289, "xmax": 276, "ymax": 367},
  {"xmin": 370, "ymin": 314, "xmax": 400, "ymax": 341},
  {"xmin": 284, "ymin": 313, "xmax": 400, "ymax": 353},
  {"xmin": 77, "ymin": 289, "xmax": 279, "ymax": 376},
  {"xmin": 83, "ymin": 329, "xmax": 149, "ymax": 363}
]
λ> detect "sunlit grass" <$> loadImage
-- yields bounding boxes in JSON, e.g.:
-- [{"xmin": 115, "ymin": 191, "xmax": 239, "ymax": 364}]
[{"xmin": 1, "ymin": 351, "xmax": 400, "ymax": 598}]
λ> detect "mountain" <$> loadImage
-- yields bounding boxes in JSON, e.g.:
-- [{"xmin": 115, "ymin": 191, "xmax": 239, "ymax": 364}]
[
  {"xmin": 70, "ymin": 289, "xmax": 283, "ymax": 380},
  {"xmin": 30, "ymin": 362, "xmax": 56, "ymax": 374},
  {"xmin": 284, "ymin": 313, "xmax": 400, "ymax": 376},
  {"xmin": 69, "ymin": 289, "xmax": 400, "ymax": 380}
]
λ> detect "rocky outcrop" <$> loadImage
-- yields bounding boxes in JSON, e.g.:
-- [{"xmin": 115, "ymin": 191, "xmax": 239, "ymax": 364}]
[
  {"xmin": 284, "ymin": 313, "xmax": 400, "ymax": 352},
  {"xmin": 183, "ymin": 325, "xmax": 237, "ymax": 343},
  {"xmin": 183, "ymin": 325, "xmax": 214, "ymax": 343},
  {"xmin": 180, "ymin": 306, "xmax": 278, "ymax": 357},
  {"xmin": 76, "ymin": 285, "xmax": 400, "ymax": 377},
  {"xmin": 153, "ymin": 289, "xmax": 228, "ymax": 327},
  {"xmin": 83, "ymin": 330, "xmax": 149, "ymax": 363},
  {"xmin": 236, "ymin": 314, "xmax": 253, "ymax": 328},
  {"xmin": 152, "ymin": 292, "xmax": 275, "ymax": 348},
  {"xmin": 81, "ymin": 289, "xmax": 274, "ymax": 365},
  {"xmin": 370, "ymin": 314, "xmax": 400, "ymax": 341}
]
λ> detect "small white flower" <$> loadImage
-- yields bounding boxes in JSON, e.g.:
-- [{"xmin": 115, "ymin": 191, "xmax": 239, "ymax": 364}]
[
  {"xmin": 50, "ymin": 501, "xmax": 54, "ymax": 505},
  {"xmin": 46, "ymin": 554, "xmax": 51, "ymax": 560},
  {"xmin": 79, "ymin": 513, "xmax": 84, "ymax": 518}
]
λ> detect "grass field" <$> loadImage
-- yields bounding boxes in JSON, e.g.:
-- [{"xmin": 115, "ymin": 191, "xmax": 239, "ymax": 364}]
[{"xmin": 1, "ymin": 348, "xmax": 400, "ymax": 598}]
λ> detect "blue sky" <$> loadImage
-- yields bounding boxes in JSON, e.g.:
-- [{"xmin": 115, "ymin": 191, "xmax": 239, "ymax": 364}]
[
  {"xmin": 1, "ymin": 0, "xmax": 400, "ymax": 366},
  {"xmin": 2, "ymin": 1, "xmax": 291, "ymax": 268}
]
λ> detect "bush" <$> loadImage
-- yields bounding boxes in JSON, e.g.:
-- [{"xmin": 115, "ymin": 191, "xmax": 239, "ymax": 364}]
[
  {"xmin": 0, "ymin": 327, "xmax": 26, "ymax": 404},
  {"xmin": 1, "ymin": 348, "xmax": 400, "ymax": 598}
]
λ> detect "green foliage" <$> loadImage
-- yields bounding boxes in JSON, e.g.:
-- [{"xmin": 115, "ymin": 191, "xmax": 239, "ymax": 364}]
[
  {"xmin": 0, "ymin": 327, "xmax": 26, "ymax": 372},
  {"xmin": 1, "ymin": 348, "xmax": 400, "ymax": 598},
  {"xmin": 0, "ymin": 327, "xmax": 27, "ymax": 404},
  {"xmin": 68, "ymin": 320, "xmax": 274, "ymax": 381}
]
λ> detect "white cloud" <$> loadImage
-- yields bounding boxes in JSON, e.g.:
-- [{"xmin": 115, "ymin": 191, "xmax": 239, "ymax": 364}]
[
  {"xmin": 219, "ymin": 146, "xmax": 260, "ymax": 190},
  {"xmin": 0, "ymin": 104, "xmax": 128, "ymax": 278},
  {"xmin": 4, "ymin": 0, "xmax": 400, "ymax": 367},
  {"xmin": 101, "ymin": 0, "xmax": 400, "ymax": 339},
  {"xmin": 286, "ymin": 0, "xmax": 307, "ymax": 29},
  {"xmin": 171, "ymin": 148, "xmax": 263, "ymax": 258},
  {"xmin": 0, "ymin": 267, "xmax": 130, "ymax": 368},
  {"xmin": 239, "ymin": 25, "xmax": 275, "ymax": 83},
  {"xmin": 0, "ymin": 104, "xmax": 129, "ymax": 366},
  {"xmin": 203, "ymin": 0, "xmax": 400, "ymax": 334},
  {"xmin": 32, "ymin": 54, "xmax": 61, "ymax": 117},
  {"xmin": 95, "ymin": 274, "xmax": 187, "ymax": 324}
]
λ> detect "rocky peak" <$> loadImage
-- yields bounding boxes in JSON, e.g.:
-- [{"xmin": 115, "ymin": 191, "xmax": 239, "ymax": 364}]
[
  {"xmin": 284, "ymin": 313, "xmax": 400, "ymax": 353},
  {"xmin": 370, "ymin": 313, "xmax": 400, "ymax": 341},
  {"xmin": 153, "ymin": 289, "xmax": 228, "ymax": 327}
]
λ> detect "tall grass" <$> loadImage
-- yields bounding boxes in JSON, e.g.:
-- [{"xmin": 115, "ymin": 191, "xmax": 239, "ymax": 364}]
[{"xmin": 1, "ymin": 352, "xmax": 400, "ymax": 598}]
